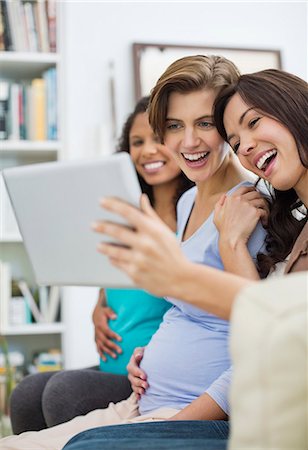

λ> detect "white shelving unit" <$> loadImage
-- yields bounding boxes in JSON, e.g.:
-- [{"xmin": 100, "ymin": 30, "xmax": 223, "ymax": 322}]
[
  {"xmin": 2, "ymin": 322, "xmax": 65, "ymax": 336},
  {"xmin": 0, "ymin": 4, "xmax": 65, "ymax": 372}
]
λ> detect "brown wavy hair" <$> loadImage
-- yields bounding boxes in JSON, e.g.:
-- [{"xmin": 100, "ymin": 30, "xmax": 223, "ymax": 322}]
[
  {"xmin": 148, "ymin": 55, "xmax": 240, "ymax": 142},
  {"xmin": 214, "ymin": 69, "xmax": 308, "ymax": 276}
]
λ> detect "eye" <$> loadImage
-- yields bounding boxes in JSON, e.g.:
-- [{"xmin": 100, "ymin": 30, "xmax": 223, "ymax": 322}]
[
  {"xmin": 248, "ymin": 117, "xmax": 260, "ymax": 128},
  {"xmin": 233, "ymin": 142, "xmax": 240, "ymax": 154},
  {"xmin": 166, "ymin": 122, "xmax": 182, "ymax": 131},
  {"xmin": 198, "ymin": 121, "xmax": 214, "ymax": 129},
  {"xmin": 131, "ymin": 139, "xmax": 144, "ymax": 147}
]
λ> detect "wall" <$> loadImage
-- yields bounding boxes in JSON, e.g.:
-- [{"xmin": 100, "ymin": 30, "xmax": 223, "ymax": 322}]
[{"xmin": 60, "ymin": 1, "xmax": 307, "ymax": 368}]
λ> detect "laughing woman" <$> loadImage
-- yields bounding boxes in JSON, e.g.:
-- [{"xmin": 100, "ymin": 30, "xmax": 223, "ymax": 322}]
[
  {"xmin": 8, "ymin": 96, "xmax": 193, "ymax": 435},
  {"xmin": 95, "ymin": 69, "xmax": 307, "ymax": 321},
  {"xmin": 1, "ymin": 56, "xmax": 268, "ymax": 450}
]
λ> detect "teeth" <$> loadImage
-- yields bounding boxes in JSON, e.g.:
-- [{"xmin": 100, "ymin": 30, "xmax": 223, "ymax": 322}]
[
  {"xmin": 256, "ymin": 150, "xmax": 277, "ymax": 170},
  {"xmin": 143, "ymin": 161, "xmax": 164, "ymax": 170},
  {"xmin": 182, "ymin": 151, "xmax": 209, "ymax": 161}
]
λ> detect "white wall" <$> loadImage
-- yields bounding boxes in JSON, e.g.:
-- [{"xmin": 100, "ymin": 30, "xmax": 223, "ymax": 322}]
[{"xmin": 60, "ymin": 1, "xmax": 307, "ymax": 368}]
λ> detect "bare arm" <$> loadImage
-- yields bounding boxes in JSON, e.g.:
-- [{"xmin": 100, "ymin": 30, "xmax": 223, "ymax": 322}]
[
  {"xmin": 170, "ymin": 392, "xmax": 227, "ymax": 421},
  {"xmin": 92, "ymin": 195, "xmax": 251, "ymax": 320}
]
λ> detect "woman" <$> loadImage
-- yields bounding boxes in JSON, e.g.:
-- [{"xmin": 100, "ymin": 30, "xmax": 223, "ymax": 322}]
[
  {"xmin": 121, "ymin": 67, "xmax": 308, "ymax": 411},
  {"xmin": 60, "ymin": 70, "xmax": 308, "ymax": 450},
  {"xmin": 1, "ymin": 56, "xmax": 267, "ymax": 450},
  {"xmin": 9, "ymin": 96, "xmax": 193, "ymax": 434},
  {"xmin": 95, "ymin": 69, "xmax": 307, "ymax": 317}
]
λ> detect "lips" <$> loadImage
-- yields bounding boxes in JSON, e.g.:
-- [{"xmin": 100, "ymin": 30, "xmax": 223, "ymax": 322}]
[
  {"xmin": 255, "ymin": 149, "xmax": 277, "ymax": 171},
  {"xmin": 142, "ymin": 161, "xmax": 165, "ymax": 172},
  {"xmin": 182, "ymin": 151, "xmax": 209, "ymax": 162}
]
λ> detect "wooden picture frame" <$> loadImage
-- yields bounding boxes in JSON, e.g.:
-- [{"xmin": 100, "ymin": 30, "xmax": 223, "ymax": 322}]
[{"xmin": 133, "ymin": 42, "xmax": 282, "ymax": 100}]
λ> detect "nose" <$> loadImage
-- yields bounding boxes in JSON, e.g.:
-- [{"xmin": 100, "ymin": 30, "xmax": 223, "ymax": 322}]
[
  {"xmin": 182, "ymin": 128, "xmax": 200, "ymax": 149},
  {"xmin": 142, "ymin": 141, "xmax": 158, "ymax": 157},
  {"xmin": 238, "ymin": 135, "xmax": 256, "ymax": 156}
]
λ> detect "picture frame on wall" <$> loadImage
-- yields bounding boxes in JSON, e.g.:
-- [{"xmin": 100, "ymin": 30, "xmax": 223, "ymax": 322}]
[{"xmin": 133, "ymin": 42, "xmax": 282, "ymax": 100}]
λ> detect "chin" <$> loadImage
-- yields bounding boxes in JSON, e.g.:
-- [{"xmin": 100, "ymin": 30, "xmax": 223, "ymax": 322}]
[{"xmin": 270, "ymin": 181, "xmax": 295, "ymax": 191}]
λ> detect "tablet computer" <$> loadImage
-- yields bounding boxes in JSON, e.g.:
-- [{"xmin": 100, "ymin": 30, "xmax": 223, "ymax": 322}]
[{"xmin": 2, "ymin": 152, "xmax": 141, "ymax": 287}]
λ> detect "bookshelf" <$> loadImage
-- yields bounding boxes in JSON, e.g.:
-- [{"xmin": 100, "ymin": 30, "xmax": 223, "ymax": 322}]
[{"xmin": 0, "ymin": 0, "xmax": 64, "ymax": 375}]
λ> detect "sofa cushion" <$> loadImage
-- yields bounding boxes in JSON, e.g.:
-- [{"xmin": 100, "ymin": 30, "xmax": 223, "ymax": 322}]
[{"xmin": 229, "ymin": 272, "xmax": 307, "ymax": 449}]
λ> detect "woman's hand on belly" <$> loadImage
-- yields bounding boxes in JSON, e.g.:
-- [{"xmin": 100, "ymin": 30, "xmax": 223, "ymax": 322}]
[
  {"xmin": 92, "ymin": 294, "xmax": 122, "ymax": 361},
  {"xmin": 127, "ymin": 346, "xmax": 149, "ymax": 400}
]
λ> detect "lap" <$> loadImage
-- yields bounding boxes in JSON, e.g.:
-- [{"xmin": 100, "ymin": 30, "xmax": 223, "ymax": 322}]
[
  {"xmin": 42, "ymin": 367, "xmax": 132, "ymax": 426},
  {"xmin": 63, "ymin": 421, "xmax": 229, "ymax": 450}
]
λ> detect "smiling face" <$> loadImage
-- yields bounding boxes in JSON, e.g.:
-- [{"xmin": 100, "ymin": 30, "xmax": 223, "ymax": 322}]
[
  {"xmin": 223, "ymin": 93, "xmax": 307, "ymax": 193},
  {"xmin": 129, "ymin": 112, "xmax": 180, "ymax": 186},
  {"xmin": 164, "ymin": 90, "xmax": 228, "ymax": 184}
]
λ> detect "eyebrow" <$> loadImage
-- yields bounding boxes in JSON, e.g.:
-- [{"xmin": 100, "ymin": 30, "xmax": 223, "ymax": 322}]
[
  {"xmin": 129, "ymin": 135, "xmax": 142, "ymax": 140},
  {"xmin": 227, "ymin": 107, "xmax": 255, "ymax": 141},
  {"xmin": 166, "ymin": 114, "xmax": 213, "ymax": 122}
]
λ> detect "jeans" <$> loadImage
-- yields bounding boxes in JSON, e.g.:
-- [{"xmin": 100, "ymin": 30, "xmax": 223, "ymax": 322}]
[{"xmin": 63, "ymin": 420, "xmax": 229, "ymax": 450}]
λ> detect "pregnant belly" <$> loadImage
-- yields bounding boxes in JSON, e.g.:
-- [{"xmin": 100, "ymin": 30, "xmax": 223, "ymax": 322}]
[{"xmin": 139, "ymin": 317, "xmax": 230, "ymax": 412}]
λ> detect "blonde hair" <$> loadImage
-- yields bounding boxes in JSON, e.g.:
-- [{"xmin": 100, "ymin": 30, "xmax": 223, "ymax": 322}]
[{"xmin": 148, "ymin": 55, "xmax": 240, "ymax": 142}]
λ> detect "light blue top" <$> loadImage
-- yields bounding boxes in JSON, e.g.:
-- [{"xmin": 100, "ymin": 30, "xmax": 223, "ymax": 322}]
[
  {"xmin": 99, "ymin": 289, "xmax": 171, "ymax": 375},
  {"xmin": 139, "ymin": 181, "xmax": 267, "ymax": 415}
]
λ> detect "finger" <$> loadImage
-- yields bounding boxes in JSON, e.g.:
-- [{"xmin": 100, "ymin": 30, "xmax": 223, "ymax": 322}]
[
  {"xmin": 238, "ymin": 190, "xmax": 266, "ymax": 201},
  {"xmin": 258, "ymin": 209, "xmax": 269, "ymax": 227},
  {"xmin": 131, "ymin": 385, "xmax": 145, "ymax": 397},
  {"xmin": 92, "ymin": 221, "xmax": 139, "ymax": 248},
  {"xmin": 97, "ymin": 346, "xmax": 107, "ymax": 362},
  {"xmin": 101, "ymin": 338, "xmax": 123, "ymax": 355},
  {"xmin": 100, "ymin": 197, "xmax": 145, "ymax": 229},
  {"xmin": 97, "ymin": 242, "xmax": 132, "ymax": 263},
  {"xmin": 100, "ymin": 345, "xmax": 118, "ymax": 359},
  {"xmin": 105, "ymin": 307, "xmax": 117, "ymax": 320},
  {"xmin": 229, "ymin": 186, "xmax": 256, "ymax": 197},
  {"xmin": 217, "ymin": 193, "xmax": 227, "ymax": 207},
  {"xmin": 105, "ymin": 328, "xmax": 122, "ymax": 342},
  {"xmin": 248, "ymin": 198, "xmax": 270, "ymax": 210},
  {"xmin": 127, "ymin": 363, "xmax": 147, "ymax": 381},
  {"xmin": 127, "ymin": 374, "xmax": 149, "ymax": 392}
]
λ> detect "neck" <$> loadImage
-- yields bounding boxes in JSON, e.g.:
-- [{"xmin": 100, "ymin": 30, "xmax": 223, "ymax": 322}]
[{"xmin": 152, "ymin": 177, "xmax": 179, "ymax": 231}]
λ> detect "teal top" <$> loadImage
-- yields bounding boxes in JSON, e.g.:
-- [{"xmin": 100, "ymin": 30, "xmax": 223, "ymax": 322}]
[{"xmin": 99, "ymin": 288, "xmax": 171, "ymax": 375}]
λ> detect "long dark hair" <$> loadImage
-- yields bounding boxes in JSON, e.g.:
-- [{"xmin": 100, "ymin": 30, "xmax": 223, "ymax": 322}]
[
  {"xmin": 117, "ymin": 96, "xmax": 193, "ymax": 212},
  {"xmin": 214, "ymin": 69, "xmax": 308, "ymax": 277}
]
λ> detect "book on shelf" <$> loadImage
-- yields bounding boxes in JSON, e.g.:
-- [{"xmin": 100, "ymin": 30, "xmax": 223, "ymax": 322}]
[
  {"xmin": 0, "ymin": 0, "xmax": 13, "ymax": 51},
  {"xmin": 8, "ymin": 82, "xmax": 20, "ymax": 140},
  {"xmin": 43, "ymin": 66, "xmax": 57, "ymax": 140},
  {"xmin": 18, "ymin": 281, "xmax": 61, "ymax": 324},
  {"xmin": 0, "ymin": 1, "xmax": 5, "ymax": 51},
  {"xmin": 23, "ymin": 1, "xmax": 38, "ymax": 52},
  {"xmin": 18, "ymin": 280, "xmax": 44, "ymax": 323},
  {"xmin": 0, "ymin": 68, "xmax": 57, "ymax": 142},
  {"xmin": 36, "ymin": 0, "xmax": 49, "ymax": 53},
  {"xmin": 0, "ymin": 80, "xmax": 9, "ymax": 139},
  {"xmin": 9, "ymin": 296, "xmax": 31, "ymax": 326},
  {"xmin": 47, "ymin": 0, "xmax": 57, "ymax": 53},
  {"xmin": 31, "ymin": 77, "xmax": 46, "ymax": 140},
  {"xmin": 29, "ymin": 349, "xmax": 62, "ymax": 374},
  {"xmin": 0, "ymin": 0, "xmax": 57, "ymax": 53}
]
